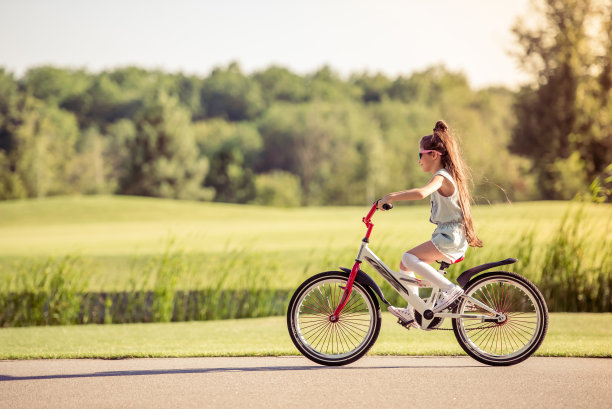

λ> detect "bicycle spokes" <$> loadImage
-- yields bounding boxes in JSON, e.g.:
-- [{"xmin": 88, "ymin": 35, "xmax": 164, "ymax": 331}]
[
  {"xmin": 455, "ymin": 275, "xmax": 545, "ymax": 362},
  {"xmin": 298, "ymin": 281, "xmax": 373, "ymax": 356}
]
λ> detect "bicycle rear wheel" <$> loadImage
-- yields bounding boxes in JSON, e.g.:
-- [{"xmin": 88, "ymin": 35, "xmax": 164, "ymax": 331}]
[
  {"xmin": 287, "ymin": 271, "xmax": 381, "ymax": 366},
  {"xmin": 452, "ymin": 271, "xmax": 548, "ymax": 366}
]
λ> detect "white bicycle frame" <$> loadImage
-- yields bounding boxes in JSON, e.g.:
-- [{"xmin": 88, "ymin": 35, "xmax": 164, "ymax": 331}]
[{"xmin": 356, "ymin": 240, "xmax": 504, "ymax": 328}]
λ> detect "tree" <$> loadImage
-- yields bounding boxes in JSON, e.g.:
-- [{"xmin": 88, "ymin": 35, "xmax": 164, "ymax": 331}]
[
  {"xmin": 351, "ymin": 72, "xmax": 392, "ymax": 103},
  {"xmin": 387, "ymin": 65, "xmax": 471, "ymax": 107},
  {"xmin": 510, "ymin": 0, "xmax": 612, "ymax": 199},
  {"xmin": 0, "ymin": 69, "xmax": 20, "ymax": 154},
  {"xmin": 174, "ymin": 73, "xmax": 203, "ymax": 120},
  {"xmin": 0, "ymin": 71, "xmax": 27, "ymax": 199},
  {"xmin": 258, "ymin": 102, "xmax": 383, "ymax": 205},
  {"xmin": 23, "ymin": 66, "xmax": 92, "ymax": 107},
  {"xmin": 253, "ymin": 171, "xmax": 302, "ymax": 207},
  {"xmin": 306, "ymin": 66, "xmax": 362, "ymax": 102},
  {"xmin": 195, "ymin": 119, "xmax": 262, "ymax": 203},
  {"xmin": 253, "ymin": 66, "xmax": 308, "ymax": 104},
  {"xmin": 68, "ymin": 126, "xmax": 115, "ymax": 194},
  {"xmin": 106, "ymin": 118, "xmax": 137, "ymax": 192},
  {"xmin": 0, "ymin": 94, "xmax": 80, "ymax": 198},
  {"xmin": 574, "ymin": 0, "xmax": 612, "ymax": 191},
  {"xmin": 200, "ymin": 62, "xmax": 264, "ymax": 121},
  {"xmin": 80, "ymin": 72, "xmax": 133, "ymax": 127},
  {"xmin": 120, "ymin": 94, "xmax": 210, "ymax": 200}
]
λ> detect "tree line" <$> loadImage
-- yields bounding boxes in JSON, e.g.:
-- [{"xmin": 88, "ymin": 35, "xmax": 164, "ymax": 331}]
[
  {"xmin": 0, "ymin": 63, "xmax": 527, "ymax": 205},
  {"xmin": 0, "ymin": 0, "xmax": 609, "ymax": 205}
]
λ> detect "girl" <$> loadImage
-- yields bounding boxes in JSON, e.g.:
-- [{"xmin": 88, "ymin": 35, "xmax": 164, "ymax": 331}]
[{"xmin": 379, "ymin": 120, "xmax": 483, "ymax": 326}]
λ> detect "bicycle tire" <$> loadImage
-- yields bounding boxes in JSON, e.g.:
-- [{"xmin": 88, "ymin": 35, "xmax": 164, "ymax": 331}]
[
  {"xmin": 287, "ymin": 271, "xmax": 381, "ymax": 366},
  {"xmin": 452, "ymin": 271, "xmax": 548, "ymax": 366}
]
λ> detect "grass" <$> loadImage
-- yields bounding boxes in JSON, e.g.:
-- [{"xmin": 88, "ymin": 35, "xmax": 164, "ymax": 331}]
[{"xmin": 0, "ymin": 313, "xmax": 610, "ymax": 359}]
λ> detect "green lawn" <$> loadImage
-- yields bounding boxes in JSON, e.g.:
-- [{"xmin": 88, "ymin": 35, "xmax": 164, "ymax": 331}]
[
  {"xmin": 1, "ymin": 196, "xmax": 610, "ymax": 291},
  {"xmin": 3, "ymin": 196, "xmax": 609, "ymax": 257},
  {"xmin": 0, "ymin": 313, "xmax": 609, "ymax": 359}
]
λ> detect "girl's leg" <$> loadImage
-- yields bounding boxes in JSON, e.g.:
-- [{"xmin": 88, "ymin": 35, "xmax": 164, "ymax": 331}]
[
  {"xmin": 399, "ymin": 241, "xmax": 455, "ymax": 290},
  {"xmin": 398, "ymin": 269, "xmax": 420, "ymax": 297},
  {"xmin": 403, "ymin": 241, "xmax": 449, "ymax": 265}
]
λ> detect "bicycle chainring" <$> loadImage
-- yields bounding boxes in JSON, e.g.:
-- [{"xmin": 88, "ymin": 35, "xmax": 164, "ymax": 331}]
[{"xmin": 414, "ymin": 310, "xmax": 444, "ymax": 331}]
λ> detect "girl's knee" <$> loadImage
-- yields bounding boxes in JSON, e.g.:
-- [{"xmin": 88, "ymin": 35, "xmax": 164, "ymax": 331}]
[{"xmin": 401, "ymin": 252, "xmax": 421, "ymax": 270}]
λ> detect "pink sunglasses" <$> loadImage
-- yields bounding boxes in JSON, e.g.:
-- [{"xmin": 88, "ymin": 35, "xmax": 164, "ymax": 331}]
[{"xmin": 419, "ymin": 149, "xmax": 443, "ymax": 159}]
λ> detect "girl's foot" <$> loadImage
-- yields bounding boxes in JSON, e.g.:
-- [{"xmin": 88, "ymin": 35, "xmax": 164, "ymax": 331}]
[
  {"xmin": 434, "ymin": 286, "xmax": 464, "ymax": 312},
  {"xmin": 387, "ymin": 305, "xmax": 419, "ymax": 328}
]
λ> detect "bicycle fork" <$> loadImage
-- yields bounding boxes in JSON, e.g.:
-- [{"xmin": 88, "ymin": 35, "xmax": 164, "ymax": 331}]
[{"xmin": 329, "ymin": 261, "xmax": 360, "ymax": 323}]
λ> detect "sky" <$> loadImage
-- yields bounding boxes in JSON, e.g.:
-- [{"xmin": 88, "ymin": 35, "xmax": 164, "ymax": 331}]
[{"xmin": 0, "ymin": 0, "xmax": 533, "ymax": 89}]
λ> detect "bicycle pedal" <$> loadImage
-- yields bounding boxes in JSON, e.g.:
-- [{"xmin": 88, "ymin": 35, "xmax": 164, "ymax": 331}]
[{"xmin": 396, "ymin": 318, "xmax": 415, "ymax": 330}]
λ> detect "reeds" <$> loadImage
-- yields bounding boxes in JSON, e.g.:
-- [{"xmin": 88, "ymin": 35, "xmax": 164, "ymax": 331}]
[
  {"xmin": 0, "ymin": 255, "xmax": 87, "ymax": 326},
  {"xmin": 0, "ymin": 240, "xmax": 293, "ymax": 327},
  {"xmin": 538, "ymin": 208, "xmax": 611, "ymax": 312}
]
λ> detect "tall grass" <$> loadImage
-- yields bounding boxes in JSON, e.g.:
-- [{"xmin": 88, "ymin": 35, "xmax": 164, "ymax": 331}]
[
  {"xmin": 0, "ymin": 206, "xmax": 610, "ymax": 326},
  {"xmin": 0, "ymin": 256, "xmax": 88, "ymax": 326},
  {"xmin": 539, "ymin": 208, "xmax": 612, "ymax": 312},
  {"xmin": 0, "ymin": 240, "xmax": 292, "ymax": 327}
]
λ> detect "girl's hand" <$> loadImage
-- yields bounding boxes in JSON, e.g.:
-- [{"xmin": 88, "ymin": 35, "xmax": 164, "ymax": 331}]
[{"xmin": 378, "ymin": 195, "xmax": 393, "ymax": 209}]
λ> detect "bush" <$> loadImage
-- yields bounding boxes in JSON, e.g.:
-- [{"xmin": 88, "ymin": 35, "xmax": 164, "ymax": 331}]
[{"xmin": 253, "ymin": 171, "xmax": 302, "ymax": 207}]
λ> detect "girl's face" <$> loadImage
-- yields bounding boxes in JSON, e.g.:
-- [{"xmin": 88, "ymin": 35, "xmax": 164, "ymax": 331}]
[{"xmin": 418, "ymin": 145, "xmax": 440, "ymax": 173}]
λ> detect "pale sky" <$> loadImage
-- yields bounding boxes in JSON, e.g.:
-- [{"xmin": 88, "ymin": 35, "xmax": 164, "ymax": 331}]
[{"xmin": 0, "ymin": 0, "xmax": 533, "ymax": 89}]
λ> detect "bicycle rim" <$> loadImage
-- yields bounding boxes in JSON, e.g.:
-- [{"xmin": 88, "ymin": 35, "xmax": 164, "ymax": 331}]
[
  {"xmin": 453, "ymin": 272, "xmax": 547, "ymax": 365},
  {"xmin": 289, "ymin": 275, "xmax": 379, "ymax": 365}
]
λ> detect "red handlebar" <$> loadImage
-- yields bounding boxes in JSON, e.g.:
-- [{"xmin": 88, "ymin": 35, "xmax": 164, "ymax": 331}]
[
  {"xmin": 363, "ymin": 202, "xmax": 378, "ymax": 224},
  {"xmin": 363, "ymin": 201, "xmax": 393, "ymax": 240},
  {"xmin": 362, "ymin": 202, "xmax": 380, "ymax": 240}
]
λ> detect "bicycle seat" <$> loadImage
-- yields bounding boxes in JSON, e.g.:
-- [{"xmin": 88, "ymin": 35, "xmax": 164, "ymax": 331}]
[{"xmin": 438, "ymin": 256, "xmax": 464, "ymax": 271}]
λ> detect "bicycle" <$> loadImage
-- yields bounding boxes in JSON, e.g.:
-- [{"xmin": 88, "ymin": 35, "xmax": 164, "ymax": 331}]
[{"xmin": 287, "ymin": 201, "xmax": 548, "ymax": 366}]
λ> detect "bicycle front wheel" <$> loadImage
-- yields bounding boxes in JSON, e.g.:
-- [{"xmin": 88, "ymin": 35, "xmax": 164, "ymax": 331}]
[
  {"xmin": 287, "ymin": 271, "xmax": 381, "ymax": 366},
  {"xmin": 452, "ymin": 271, "xmax": 548, "ymax": 366}
]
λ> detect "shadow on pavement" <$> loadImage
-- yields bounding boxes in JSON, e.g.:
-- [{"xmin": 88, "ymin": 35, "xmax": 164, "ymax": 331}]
[{"xmin": 0, "ymin": 363, "xmax": 484, "ymax": 381}]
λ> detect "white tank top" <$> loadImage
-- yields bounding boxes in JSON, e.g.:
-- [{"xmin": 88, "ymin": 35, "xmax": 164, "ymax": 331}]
[{"xmin": 429, "ymin": 169, "xmax": 464, "ymax": 225}]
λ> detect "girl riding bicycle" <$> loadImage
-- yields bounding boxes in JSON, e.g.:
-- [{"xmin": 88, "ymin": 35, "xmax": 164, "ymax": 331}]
[
  {"xmin": 379, "ymin": 120, "xmax": 483, "ymax": 326},
  {"xmin": 288, "ymin": 127, "xmax": 547, "ymax": 365}
]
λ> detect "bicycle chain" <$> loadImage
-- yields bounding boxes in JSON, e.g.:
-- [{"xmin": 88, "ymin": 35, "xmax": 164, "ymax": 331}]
[
  {"xmin": 399, "ymin": 321, "xmax": 497, "ymax": 331},
  {"xmin": 400, "ymin": 319, "xmax": 497, "ymax": 331},
  {"xmin": 431, "ymin": 325, "xmax": 497, "ymax": 331},
  {"xmin": 429, "ymin": 301, "xmax": 499, "ymax": 331}
]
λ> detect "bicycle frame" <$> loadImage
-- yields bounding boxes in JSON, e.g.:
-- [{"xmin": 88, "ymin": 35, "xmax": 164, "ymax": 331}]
[{"xmin": 330, "ymin": 203, "xmax": 502, "ymax": 328}]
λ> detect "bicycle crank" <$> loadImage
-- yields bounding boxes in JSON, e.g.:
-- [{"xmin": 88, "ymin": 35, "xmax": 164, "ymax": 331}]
[{"xmin": 414, "ymin": 310, "xmax": 444, "ymax": 330}]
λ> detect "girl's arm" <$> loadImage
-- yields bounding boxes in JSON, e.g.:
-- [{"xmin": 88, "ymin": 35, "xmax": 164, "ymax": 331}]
[{"xmin": 380, "ymin": 175, "xmax": 444, "ymax": 206}]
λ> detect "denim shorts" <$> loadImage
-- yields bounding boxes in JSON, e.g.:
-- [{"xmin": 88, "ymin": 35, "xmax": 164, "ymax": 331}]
[{"xmin": 431, "ymin": 222, "xmax": 468, "ymax": 263}]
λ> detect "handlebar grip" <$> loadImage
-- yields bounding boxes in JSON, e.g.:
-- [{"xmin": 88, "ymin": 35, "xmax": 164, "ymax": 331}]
[{"xmin": 382, "ymin": 203, "xmax": 393, "ymax": 211}]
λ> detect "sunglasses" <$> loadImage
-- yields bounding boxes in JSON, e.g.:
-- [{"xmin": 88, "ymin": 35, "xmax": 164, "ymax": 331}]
[{"xmin": 419, "ymin": 149, "xmax": 443, "ymax": 159}]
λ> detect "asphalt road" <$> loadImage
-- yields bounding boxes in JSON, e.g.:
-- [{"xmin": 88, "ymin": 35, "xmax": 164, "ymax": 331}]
[{"xmin": 1, "ymin": 356, "xmax": 610, "ymax": 409}]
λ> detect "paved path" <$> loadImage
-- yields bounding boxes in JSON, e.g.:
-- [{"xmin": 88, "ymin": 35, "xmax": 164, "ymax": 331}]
[{"xmin": 1, "ymin": 356, "xmax": 610, "ymax": 408}]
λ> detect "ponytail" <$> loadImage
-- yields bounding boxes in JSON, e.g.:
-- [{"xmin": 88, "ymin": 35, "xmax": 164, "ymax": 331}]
[{"xmin": 423, "ymin": 121, "xmax": 483, "ymax": 248}]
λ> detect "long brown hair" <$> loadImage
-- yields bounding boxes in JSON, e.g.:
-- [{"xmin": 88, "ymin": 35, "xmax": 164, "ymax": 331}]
[{"xmin": 421, "ymin": 120, "xmax": 483, "ymax": 247}]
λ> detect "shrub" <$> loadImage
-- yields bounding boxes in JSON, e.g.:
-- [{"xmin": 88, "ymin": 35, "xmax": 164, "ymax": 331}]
[{"xmin": 253, "ymin": 171, "xmax": 302, "ymax": 207}]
